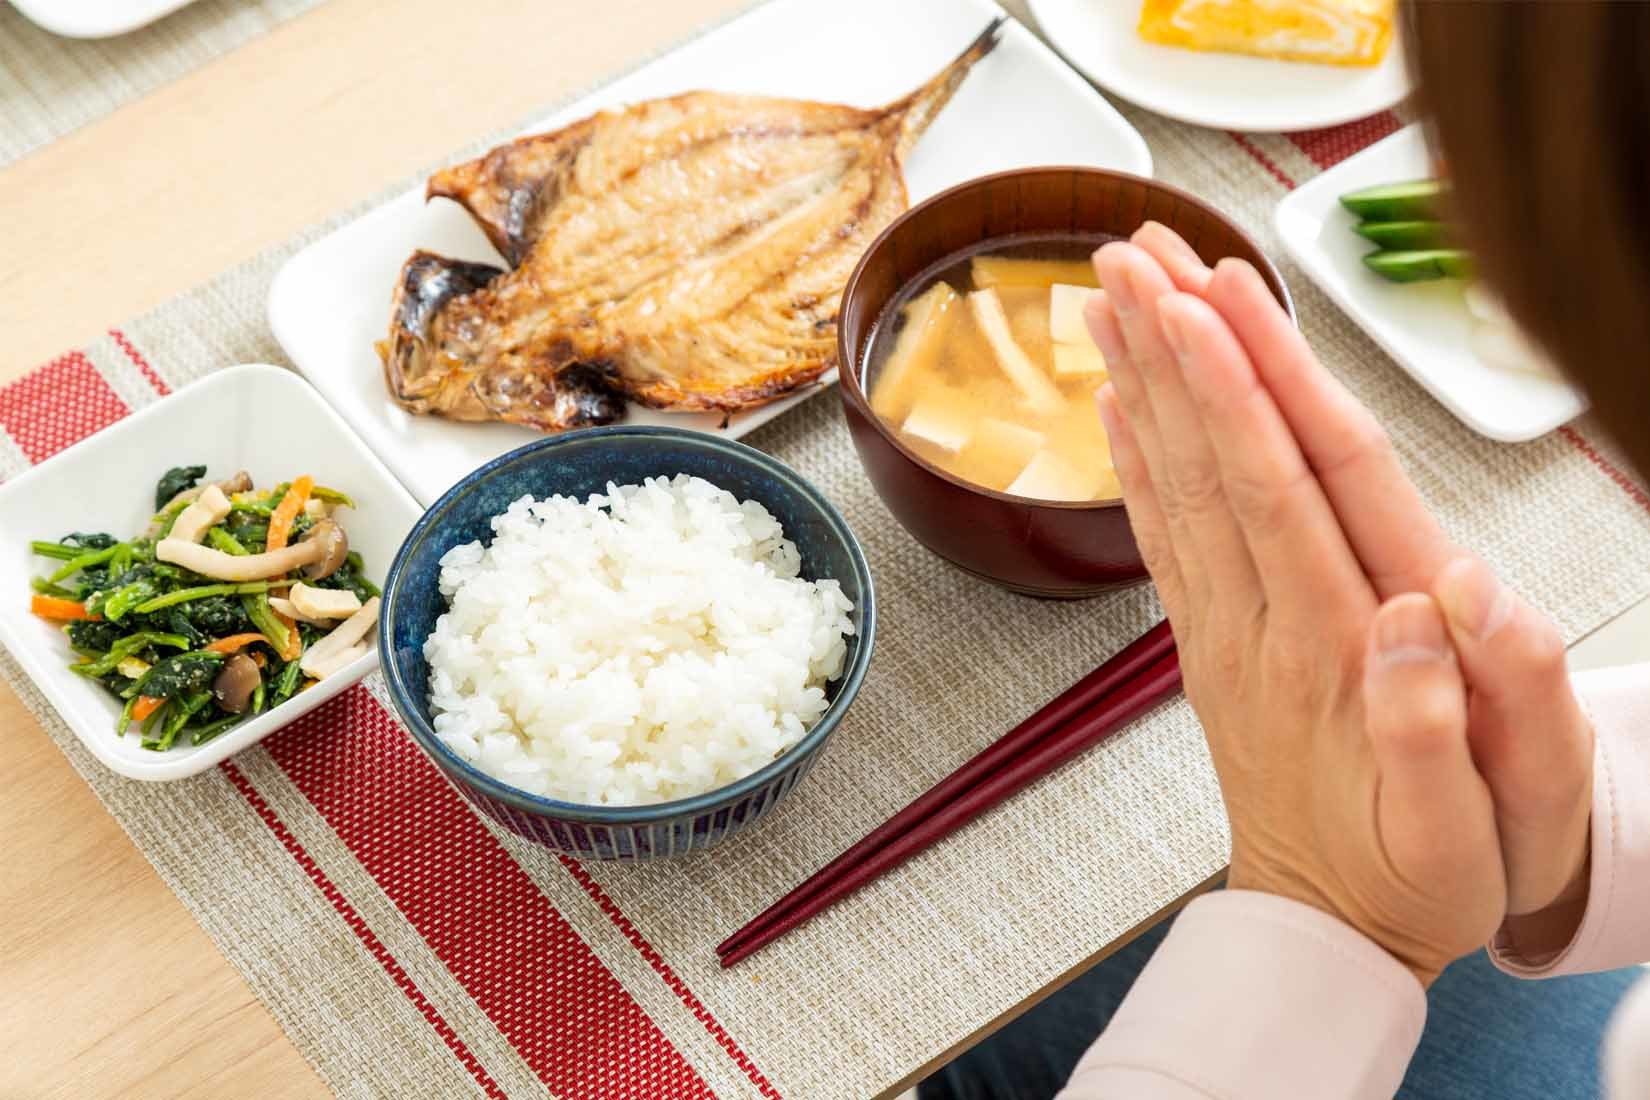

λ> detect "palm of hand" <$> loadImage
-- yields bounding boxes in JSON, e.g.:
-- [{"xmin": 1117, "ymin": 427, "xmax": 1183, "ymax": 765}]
[
  {"xmin": 1124, "ymin": 223, "xmax": 1595, "ymax": 928},
  {"xmin": 1086, "ymin": 230, "xmax": 1542, "ymax": 986},
  {"xmin": 1189, "ymin": 610, "xmax": 1506, "ymax": 986}
]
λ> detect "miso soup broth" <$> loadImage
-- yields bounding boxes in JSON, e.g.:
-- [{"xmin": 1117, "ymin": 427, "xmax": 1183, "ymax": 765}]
[{"xmin": 864, "ymin": 234, "xmax": 1122, "ymax": 503}]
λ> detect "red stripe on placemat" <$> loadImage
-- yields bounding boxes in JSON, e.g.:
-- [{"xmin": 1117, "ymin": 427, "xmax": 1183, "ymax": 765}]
[
  {"xmin": 558, "ymin": 855, "xmax": 784, "ymax": 1100},
  {"xmin": 1285, "ymin": 110, "xmax": 1403, "ymax": 171},
  {"xmin": 111, "ymin": 329, "xmax": 171, "ymax": 396},
  {"xmin": 220, "ymin": 759, "xmax": 510, "ymax": 1100},
  {"xmin": 0, "ymin": 352, "xmax": 128, "ymax": 464},
  {"xmin": 262, "ymin": 688, "xmax": 720, "ymax": 1100},
  {"xmin": 1559, "ymin": 426, "xmax": 1650, "ymax": 515},
  {"xmin": 1226, "ymin": 132, "xmax": 1297, "ymax": 190}
]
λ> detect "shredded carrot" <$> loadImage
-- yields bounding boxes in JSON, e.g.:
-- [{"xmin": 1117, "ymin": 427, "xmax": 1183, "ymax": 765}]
[
  {"xmin": 131, "ymin": 696, "xmax": 164, "ymax": 721},
  {"xmin": 250, "ymin": 651, "xmax": 267, "ymax": 668},
  {"xmin": 266, "ymin": 475, "xmax": 314, "ymax": 553},
  {"xmin": 30, "ymin": 594, "xmax": 99, "ymax": 621},
  {"xmin": 204, "ymin": 633, "xmax": 268, "ymax": 655},
  {"xmin": 274, "ymin": 610, "xmax": 303, "ymax": 661}
]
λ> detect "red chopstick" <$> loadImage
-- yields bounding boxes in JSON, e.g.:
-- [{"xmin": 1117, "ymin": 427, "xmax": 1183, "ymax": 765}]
[
  {"xmin": 715, "ymin": 619, "xmax": 1174, "ymax": 961},
  {"xmin": 716, "ymin": 622, "xmax": 1181, "ymax": 967}
]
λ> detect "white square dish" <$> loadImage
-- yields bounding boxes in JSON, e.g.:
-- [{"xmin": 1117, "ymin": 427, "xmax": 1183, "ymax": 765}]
[
  {"xmin": 267, "ymin": 0, "xmax": 1153, "ymax": 507},
  {"xmin": 0, "ymin": 365, "xmax": 423, "ymax": 780},
  {"xmin": 1274, "ymin": 123, "xmax": 1585, "ymax": 442}
]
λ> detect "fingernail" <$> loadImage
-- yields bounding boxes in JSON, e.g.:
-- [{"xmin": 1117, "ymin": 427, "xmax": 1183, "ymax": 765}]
[
  {"xmin": 1085, "ymin": 291, "xmax": 1127, "ymax": 363},
  {"xmin": 1436, "ymin": 557, "xmax": 1513, "ymax": 641},
  {"xmin": 1096, "ymin": 384, "xmax": 1121, "ymax": 434},
  {"xmin": 1146, "ymin": 222, "xmax": 1206, "ymax": 269},
  {"xmin": 1109, "ymin": 269, "xmax": 1139, "ymax": 318},
  {"xmin": 1375, "ymin": 597, "xmax": 1451, "ymax": 665},
  {"xmin": 1159, "ymin": 297, "xmax": 1191, "ymax": 362}
]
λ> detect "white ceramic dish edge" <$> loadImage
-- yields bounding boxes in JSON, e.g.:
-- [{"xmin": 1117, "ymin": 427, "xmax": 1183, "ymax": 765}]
[
  {"xmin": 1274, "ymin": 125, "xmax": 1585, "ymax": 442},
  {"xmin": 1027, "ymin": 0, "xmax": 1411, "ymax": 132},
  {"xmin": 6, "ymin": 0, "xmax": 193, "ymax": 38}
]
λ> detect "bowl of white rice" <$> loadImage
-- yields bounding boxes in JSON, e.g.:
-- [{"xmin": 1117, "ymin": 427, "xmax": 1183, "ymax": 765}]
[{"xmin": 378, "ymin": 426, "xmax": 875, "ymax": 860}]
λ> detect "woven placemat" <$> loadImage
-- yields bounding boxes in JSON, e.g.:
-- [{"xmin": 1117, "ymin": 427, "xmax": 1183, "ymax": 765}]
[
  {"xmin": 5, "ymin": 4, "xmax": 1650, "ymax": 1098},
  {"xmin": 0, "ymin": 0, "xmax": 324, "ymax": 167}
]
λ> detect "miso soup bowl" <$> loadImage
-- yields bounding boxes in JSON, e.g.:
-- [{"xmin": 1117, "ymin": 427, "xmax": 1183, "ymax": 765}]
[{"xmin": 838, "ymin": 167, "xmax": 1294, "ymax": 598}]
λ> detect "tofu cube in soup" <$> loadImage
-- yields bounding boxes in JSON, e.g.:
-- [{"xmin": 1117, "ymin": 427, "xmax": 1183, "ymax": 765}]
[
  {"xmin": 1007, "ymin": 451, "xmax": 1103, "ymax": 502},
  {"xmin": 1052, "ymin": 341, "xmax": 1108, "ymax": 379},
  {"xmin": 1048, "ymin": 283, "xmax": 1093, "ymax": 346},
  {"xmin": 864, "ymin": 236, "xmax": 1121, "ymax": 503},
  {"xmin": 955, "ymin": 419, "xmax": 1047, "ymax": 490},
  {"xmin": 902, "ymin": 391, "xmax": 977, "ymax": 453}
]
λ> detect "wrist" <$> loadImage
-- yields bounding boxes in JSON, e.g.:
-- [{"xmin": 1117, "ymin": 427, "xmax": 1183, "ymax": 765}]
[{"xmin": 1228, "ymin": 856, "xmax": 1444, "ymax": 988}]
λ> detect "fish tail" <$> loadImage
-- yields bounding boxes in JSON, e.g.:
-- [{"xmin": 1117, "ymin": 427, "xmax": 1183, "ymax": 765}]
[{"xmin": 886, "ymin": 16, "xmax": 1006, "ymax": 160}]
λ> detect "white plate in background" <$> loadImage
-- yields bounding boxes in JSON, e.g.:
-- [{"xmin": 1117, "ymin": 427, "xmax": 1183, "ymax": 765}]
[
  {"xmin": 1274, "ymin": 124, "xmax": 1584, "ymax": 442},
  {"xmin": 0, "ymin": 366, "xmax": 423, "ymax": 780},
  {"xmin": 1027, "ymin": 0, "xmax": 1411, "ymax": 131},
  {"xmin": 268, "ymin": 0, "xmax": 1153, "ymax": 507},
  {"xmin": 7, "ymin": 0, "xmax": 193, "ymax": 38}
]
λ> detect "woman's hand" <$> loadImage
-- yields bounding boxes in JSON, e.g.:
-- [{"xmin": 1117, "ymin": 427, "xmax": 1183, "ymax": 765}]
[
  {"xmin": 1128, "ymin": 223, "xmax": 1594, "ymax": 934},
  {"xmin": 1087, "ymin": 239, "xmax": 1506, "ymax": 985}
]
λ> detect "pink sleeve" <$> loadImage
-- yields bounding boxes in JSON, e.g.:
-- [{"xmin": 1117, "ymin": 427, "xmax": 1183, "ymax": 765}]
[
  {"xmin": 1490, "ymin": 664, "xmax": 1650, "ymax": 977},
  {"xmin": 1056, "ymin": 891, "xmax": 1425, "ymax": 1100}
]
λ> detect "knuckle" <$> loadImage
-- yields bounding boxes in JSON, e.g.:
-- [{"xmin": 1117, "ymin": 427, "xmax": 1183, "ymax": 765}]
[
  {"xmin": 1373, "ymin": 683, "xmax": 1462, "ymax": 746},
  {"xmin": 1318, "ymin": 413, "xmax": 1390, "ymax": 481},
  {"xmin": 1133, "ymin": 527, "xmax": 1178, "ymax": 581},
  {"xmin": 1202, "ymin": 635, "xmax": 1248, "ymax": 684},
  {"xmin": 1222, "ymin": 465, "xmax": 1298, "ymax": 531},
  {"xmin": 1505, "ymin": 609, "xmax": 1566, "ymax": 673},
  {"xmin": 1162, "ymin": 461, "xmax": 1226, "ymax": 520}
]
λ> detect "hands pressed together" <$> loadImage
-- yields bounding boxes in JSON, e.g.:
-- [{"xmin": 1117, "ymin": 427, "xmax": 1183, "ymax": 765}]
[{"xmin": 1086, "ymin": 226, "xmax": 1595, "ymax": 986}]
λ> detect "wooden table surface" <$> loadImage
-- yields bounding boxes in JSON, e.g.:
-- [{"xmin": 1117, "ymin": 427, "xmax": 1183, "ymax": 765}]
[{"xmin": 2, "ymin": 1, "xmax": 1646, "ymax": 1097}]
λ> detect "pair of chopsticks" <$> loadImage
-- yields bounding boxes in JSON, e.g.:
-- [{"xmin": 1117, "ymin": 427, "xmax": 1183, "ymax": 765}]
[{"xmin": 716, "ymin": 619, "xmax": 1182, "ymax": 967}]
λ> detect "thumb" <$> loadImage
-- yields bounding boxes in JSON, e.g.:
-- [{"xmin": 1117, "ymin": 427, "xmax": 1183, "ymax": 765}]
[
  {"xmin": 1363, "ymin": 594, "xmax": 1485, "ymax": 834},
  {"xmin": 1431, "ymin": 555, "xmax": 1588, "ymax": 759},
  {"xmin": 1432, "ymin": 555, "xmax": 1593, "ymax": 913}
]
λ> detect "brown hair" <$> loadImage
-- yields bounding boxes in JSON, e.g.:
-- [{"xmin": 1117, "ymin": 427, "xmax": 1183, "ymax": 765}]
[{"xmin": 1405, "ymin": 3, "xmax": 1650, "ymax": 474}]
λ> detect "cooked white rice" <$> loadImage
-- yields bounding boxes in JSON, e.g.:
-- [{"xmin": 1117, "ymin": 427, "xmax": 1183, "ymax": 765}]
[{"xmin": 424, "ymin": 475, "xmax": 856, "ymax": 806}]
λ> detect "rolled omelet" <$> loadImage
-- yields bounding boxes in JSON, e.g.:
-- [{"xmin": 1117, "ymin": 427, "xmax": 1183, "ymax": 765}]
[{"xmin": 1137, "ymin": 0, "xmax": 1395, "ymax": 67}]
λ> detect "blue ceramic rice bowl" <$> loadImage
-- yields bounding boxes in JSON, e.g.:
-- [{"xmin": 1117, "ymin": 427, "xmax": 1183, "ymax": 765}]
[{"xmin": 377, "ymin": 426, "xmax": 876, "ymax": 860}]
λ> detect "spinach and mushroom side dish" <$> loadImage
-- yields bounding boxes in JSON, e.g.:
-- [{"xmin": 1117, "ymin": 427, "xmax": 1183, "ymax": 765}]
[{"xmin": 29, "ymin": 465, "xmax": 381, "ymax": 751}]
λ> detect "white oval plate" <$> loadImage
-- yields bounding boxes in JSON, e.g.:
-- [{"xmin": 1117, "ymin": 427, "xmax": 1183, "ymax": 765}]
[
  {"xmin": 267, "ymin": 0, "xmax": 1153, "ymax": 508},
  {"xmin": 1027, "ymin": 0, "xmax": 1411, "ymax": 132},
  {"xmin": 6, "ymin": 0, "xmax": 194, "ymax": 38},
  {"xmin": 1274, "ymin": 124, "xmax": 1585, "ymax": 441},
  {"xmin": 0, "ymin": 365, "xmax": 423, "ymax": 780}
]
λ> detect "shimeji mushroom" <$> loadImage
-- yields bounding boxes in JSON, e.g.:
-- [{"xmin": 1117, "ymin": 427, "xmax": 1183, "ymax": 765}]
[
  {"xmin": 168, "ymin": 484, "xmax": 233, "ymax": 544},
  {"xmin": 156, "ymin": 519, "xmax": 344, "ymax": 581},
  {"xmin": 212, "ymin": 653, "xmax": 261, "ymax": 714},
  {"xmin": 299, "ymin": 520, "xmax": 349, "ymax": 580},
  {"xmin": 299, "ymin": 597, "xmax": 379, "ymax": 680}
]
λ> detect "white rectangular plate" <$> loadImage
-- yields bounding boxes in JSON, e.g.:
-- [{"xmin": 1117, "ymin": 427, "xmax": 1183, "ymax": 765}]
[
  {"xmin": 268, "ymin": 0, "xmax": 1152, "ymax": 507},
  {"xmin": 7, "ymin": 0, "xmax": 194, "ymax": 38},
  {"xmin": 0, "ymin": 365, "xmax": 423, "ymax": 780},
  {"xmin": 1275, "ymin": 124, "xmax": 1585, "ymax": 442}
]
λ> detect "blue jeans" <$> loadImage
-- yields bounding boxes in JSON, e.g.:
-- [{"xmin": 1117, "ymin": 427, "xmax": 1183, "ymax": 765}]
[{"xmin": 918, "ymin": 915, "xmax": 1640, "ymax": 1100}]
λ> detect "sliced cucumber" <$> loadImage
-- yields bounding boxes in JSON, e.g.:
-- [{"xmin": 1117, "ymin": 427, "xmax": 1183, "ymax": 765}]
[
  {"xmin": 1351, "ymin": 220, "xmax": 1451, "ymax": 251},
  {"xmin": 1362, "ymin": 248, "xmax": 1475, "ymax": 283},
  {"xmin": 1339, "ymin": 179, "xmax": 1446, "ymax": 222}
]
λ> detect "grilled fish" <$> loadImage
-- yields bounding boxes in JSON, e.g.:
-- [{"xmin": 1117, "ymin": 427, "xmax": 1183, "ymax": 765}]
[{"xmin": 380, "ymin": 20, "xmax": 1003, "ymax": 432}]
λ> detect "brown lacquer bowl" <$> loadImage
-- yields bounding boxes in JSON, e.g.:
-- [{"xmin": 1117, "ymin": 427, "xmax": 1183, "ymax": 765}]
[{"xmin": 838, "ymin": 167, "xmax": 1294, "ymax": 598}]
